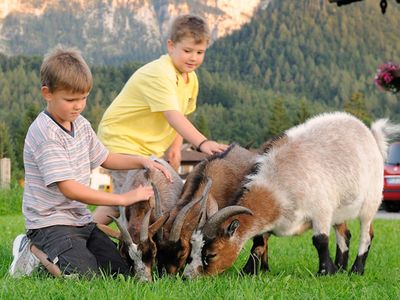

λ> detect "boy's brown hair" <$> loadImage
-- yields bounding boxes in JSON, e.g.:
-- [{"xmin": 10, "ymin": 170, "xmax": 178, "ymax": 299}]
[
  {"xmin": 169, "ymin": 14, "xmax": 210, "ymax": 45},
  {"xmin": 40, "ymin": 46, "xmax": 92, "ymax": 93}
]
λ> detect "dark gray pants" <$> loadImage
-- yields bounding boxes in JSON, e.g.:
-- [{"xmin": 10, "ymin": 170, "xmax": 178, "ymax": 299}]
[{"xmin": 27, "ymin": 223, "xmax": 131, "ymax": 277}]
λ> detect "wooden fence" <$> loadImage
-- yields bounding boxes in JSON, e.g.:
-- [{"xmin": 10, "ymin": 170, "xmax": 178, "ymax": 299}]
[{"xmin": 0, "ymin": 158, "xmax": 11, "ymax": 189}]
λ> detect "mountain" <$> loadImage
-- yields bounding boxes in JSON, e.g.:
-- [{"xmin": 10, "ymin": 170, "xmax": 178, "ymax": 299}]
[
  {"xmin": 2, "ymin": 0, "xmax": 400, "ymax": 179},
  {"xmin": 0, "ymin": 0, "xmax": 270, "ymax": 64}
]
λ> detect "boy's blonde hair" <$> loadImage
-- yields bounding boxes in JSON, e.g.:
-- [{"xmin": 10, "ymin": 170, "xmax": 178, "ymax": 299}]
[
  {"xmin": 169, "ymin": 14, "xmax": 210, "ymax": 45},
  {"xmin": 40, "ymin": 46, "xmax": 92, "ymax": 93}
]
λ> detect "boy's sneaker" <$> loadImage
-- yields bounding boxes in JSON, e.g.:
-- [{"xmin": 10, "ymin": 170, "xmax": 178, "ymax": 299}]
[{"xmin": 9, "ymin": 234, "xmax": 40, "ymax": 278}]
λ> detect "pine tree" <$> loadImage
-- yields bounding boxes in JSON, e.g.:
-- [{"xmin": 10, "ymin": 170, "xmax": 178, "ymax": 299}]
[
  {"xmin": 344, "ymin": 92, "xmax": 372, "ymax": 125},
  {"xmin": 295, "ymin": 98, "xmax": 312, "ymax": 125},
  {"xmin": 194, "ymin": 112, "xmax": 211, "ymax": 139},
  {"xmin": 0, "ymin": 121, "xmax": 19, "ymax": 181},
  {"xmin": 85, "ymin": 89, "xmax": 105, "ymax": 130},
  {"xmin": 0, "ymin": 121, "xmax": 14, "ymax": 159},
  {"xmin": 268, "ymin": 98, "xmax": 291, "ymax": 137},
  {"xmin": 13, "ymin": 103, "xmax": 41, "ymax": 173}
]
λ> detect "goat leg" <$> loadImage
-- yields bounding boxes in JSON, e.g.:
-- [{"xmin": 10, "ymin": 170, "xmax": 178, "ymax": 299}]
[
  {"xmin": 242, "ymin": 233, "xmax": 269, "ymax": 275},
  {"xmin": 334, "ymin": 223, "xmax": 351, "ymax": 271},
  {"xmin": 350, "ymin": 224, "xmax": 374, "ymax": 275},
  {"xmin": 312, "ymin": 234, "xmax": 338, "ymax": 275}
]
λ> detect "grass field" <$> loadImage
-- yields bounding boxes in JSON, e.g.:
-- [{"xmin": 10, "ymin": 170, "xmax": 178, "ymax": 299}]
[{"xmin": 1, "ymin": 188, "xmax": 399, "ymax": 299}]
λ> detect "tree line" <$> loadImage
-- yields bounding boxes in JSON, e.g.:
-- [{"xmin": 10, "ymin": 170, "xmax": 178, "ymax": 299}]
[
  {"xmin": 2, "ymin": 1, "xmax": 400, "ymax": 182},
  {"xmin": 0, "ymin": 53, "xmax": 375, "ymax": 182}
]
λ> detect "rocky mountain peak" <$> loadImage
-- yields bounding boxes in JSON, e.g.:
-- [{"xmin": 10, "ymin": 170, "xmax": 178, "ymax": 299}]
[{"xmin": 0, "ymin": 0, "xmax": 271, "ymax": 64}]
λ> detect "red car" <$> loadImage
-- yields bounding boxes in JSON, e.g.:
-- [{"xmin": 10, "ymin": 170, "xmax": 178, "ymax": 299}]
[{"xmin": 383, "ymin": 141, "xmax": 400, "ymax": 212}]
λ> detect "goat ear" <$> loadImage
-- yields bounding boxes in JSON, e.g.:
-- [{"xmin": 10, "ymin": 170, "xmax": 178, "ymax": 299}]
[
  {"xmin": 225, "ymin": 219, "xmax": 240, "ymax": 237},
  {"xmin": 207, "ymin": 195, "xmax": 219, "ymax": 218}
]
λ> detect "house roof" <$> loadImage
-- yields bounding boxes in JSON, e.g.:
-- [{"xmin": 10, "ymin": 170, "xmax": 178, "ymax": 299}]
[
  {"xmin": 162, "ymin": 145, "xmax": 207, "ymax": 164},
  {"xmin": 180, "ymin": 149, "xmax": 207, "ymax": 162}
]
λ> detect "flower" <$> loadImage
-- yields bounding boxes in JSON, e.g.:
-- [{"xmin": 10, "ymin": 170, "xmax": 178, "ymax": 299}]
[{"xmin": 374, "ymin": 62, "xmax": 400, "ymax": 94}]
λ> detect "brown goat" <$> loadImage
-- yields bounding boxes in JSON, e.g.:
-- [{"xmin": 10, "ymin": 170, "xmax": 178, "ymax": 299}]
[{"xmin": 155, "ymin": 143, "xmax": 257, "ymax": 275}]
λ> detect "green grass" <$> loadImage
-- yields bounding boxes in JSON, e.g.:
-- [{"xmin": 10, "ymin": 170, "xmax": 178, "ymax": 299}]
[
  {"xmin": 1, "ymin": 189, "xmax": 399, "ymax": 299},
  {"xmin": 0, "ymin": 186, "xmax": 23, "ymax": 216}
]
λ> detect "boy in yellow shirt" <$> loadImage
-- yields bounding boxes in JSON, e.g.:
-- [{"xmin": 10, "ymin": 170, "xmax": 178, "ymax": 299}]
[{"xmin": 95, "ymin": 14, "xmax": 228, "ymax": 224}]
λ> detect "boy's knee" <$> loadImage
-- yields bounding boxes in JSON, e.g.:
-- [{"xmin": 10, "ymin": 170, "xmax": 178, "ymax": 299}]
[
  {"xmin": 53, "ymin": 238, "xmax": 100, "ymax": 276},
  {"xmin": 37, "ymin": 233, "xmax": 99, "ymax": 277}
]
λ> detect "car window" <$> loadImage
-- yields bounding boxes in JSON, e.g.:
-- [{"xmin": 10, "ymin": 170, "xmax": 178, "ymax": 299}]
[{"xmin": 387, "ymin": 143, "xmax": 400, "ymax": 165}]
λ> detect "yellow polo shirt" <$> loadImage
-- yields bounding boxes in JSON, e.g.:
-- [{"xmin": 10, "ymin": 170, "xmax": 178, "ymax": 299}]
[{"xmin": 97, "ymin": 55, "xmax": 198, "ymax": 157}]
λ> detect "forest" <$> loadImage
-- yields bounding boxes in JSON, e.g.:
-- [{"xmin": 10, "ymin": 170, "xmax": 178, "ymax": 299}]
[{"xmin": 1, "ymin": 1, "xmax": 399, "ymax": 181}]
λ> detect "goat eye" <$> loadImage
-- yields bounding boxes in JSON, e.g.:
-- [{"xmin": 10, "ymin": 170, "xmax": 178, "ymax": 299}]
[{"xmin": 203, "ymin": 253, "xmax": 216, "ymax": 266}]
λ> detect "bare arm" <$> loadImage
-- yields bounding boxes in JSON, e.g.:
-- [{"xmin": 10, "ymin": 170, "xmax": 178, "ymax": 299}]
[
  {"xmin": 163, "ymin": 110, "xmax": 228, "ymax": 155},
  {"xmin": 163, "ymin": 110, "xmax": 206, "ymax": 146},
  {"xmin": 57, "ymin": 179, "xmax": 153, "ymax": 206},
  {"xmin": 102, "ymin": 153, "xmax": 148, "ymax": 169},
  {"xmin": 101, "ymin": 152, "xmax": 173, "ymax": 182},
  {"xmin": 165, "ymin": 135, "xmax": 183, "ymax": 171}
]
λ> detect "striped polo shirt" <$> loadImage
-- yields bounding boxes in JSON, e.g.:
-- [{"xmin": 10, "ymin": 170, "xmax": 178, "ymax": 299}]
[{"xmin": 23, "ymin": 111, "xmax": 109, "ymax": 229}]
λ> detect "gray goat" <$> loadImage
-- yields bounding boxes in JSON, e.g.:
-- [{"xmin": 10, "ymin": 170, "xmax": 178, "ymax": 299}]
[{"xmin": 111, "ymin": 158, "xmax": 183, "ymax": 281}]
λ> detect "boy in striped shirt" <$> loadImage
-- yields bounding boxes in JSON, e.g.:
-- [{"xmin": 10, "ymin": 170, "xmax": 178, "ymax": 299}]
[{"xmin": 9, "ymin": 46, "xmax": 172, "ymax": 278}]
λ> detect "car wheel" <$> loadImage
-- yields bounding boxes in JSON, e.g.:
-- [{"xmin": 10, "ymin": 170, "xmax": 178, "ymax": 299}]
[{"xmin": 383, "ymin": 201, "xmax": 400, "ymax": 212}]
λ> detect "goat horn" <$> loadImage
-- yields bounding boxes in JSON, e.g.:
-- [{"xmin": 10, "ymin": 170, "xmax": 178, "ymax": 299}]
[
  {"xmin": 149, "ymin": 213, "xmax": 170, "ymax": 238},
  {"xmin": 169, "ymin": 197, "xmax": 202, "ymax": 242},
  {"xmin": 151, "ymin": 182, "xmax": 162, "ymax": 217},
  {"xmin": 108, "ymin": 215, "xmax": 136, "ymax": 246},
  {"xmin": 109, "ymin": 216, "xmax": 142, "ymax": 272},
  {"xmin": 169, "ymin": 178, "xmax": 213, "ymax": 242},
  {"xmin": 202, "ymin": 206, "xmax": 253, "ymax": 239},
  {"xmin": 197, "ymin": 177, "xmax": 213, "ymax": 230},
  {"xmin": 140, "ymin": 208, "xmax": 152, "ymax": 243},
  {"xmin": 151, "ymin": 182, "xmax": 164, "ymax": 240}
]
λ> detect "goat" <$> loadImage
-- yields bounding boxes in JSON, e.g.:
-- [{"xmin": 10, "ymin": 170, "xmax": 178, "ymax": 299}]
[
  {"xmin": 183, "ymin": 112, "xmax": 400, "ymax": 278},
  {"xmin": 155, "ymin": 144, "xmax": 257, "ymax": 275},
  {"xmin": 111, "ymin": 158, "xmax": 183, "ymax": 281}
]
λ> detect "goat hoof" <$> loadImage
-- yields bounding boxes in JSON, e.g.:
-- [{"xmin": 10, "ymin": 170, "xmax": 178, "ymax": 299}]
[
  {"xmin": 350, "ymin": 265, "xmax": 364, "ymax": 275},
  {"xmin": 242, "ymin": 256, "xmax": 259, "ymax": 275},
  {"xmin": 241, "ymin": 260, "xmax": 269, "ymax": 275},
  {"xmin": 241, "ymin": 266, "xmax": 257, "ymax": 275},
  {"xmin": 317, "ymin": 263, "xmax": 338, "ymax": 276},
  {"xmin": 317, "ymin": 269, "xmax": 328, "ymax": 276}
]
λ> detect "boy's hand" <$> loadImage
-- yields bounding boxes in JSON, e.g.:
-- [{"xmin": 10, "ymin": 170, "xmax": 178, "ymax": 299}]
[
  {"xmin": 198, "ymin": 140, "xmax": 229, "ymax": 155},
  {"xmin": 121, "ymin": 184, "xmax": 154, "ymax": 206},
  {"xmin": 142, "ymin": 160, "xmax": 174, "ymax": 182}
]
